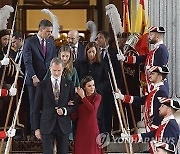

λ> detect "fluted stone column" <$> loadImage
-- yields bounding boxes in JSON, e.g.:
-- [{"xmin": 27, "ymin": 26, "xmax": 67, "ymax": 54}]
[
  {"xmin": 150, "ymin": 1, "xmax": 180, "ymax": 152},
  {"xmin": 150, "ymin": 0, "xmax": 180, "ymax": 99}
]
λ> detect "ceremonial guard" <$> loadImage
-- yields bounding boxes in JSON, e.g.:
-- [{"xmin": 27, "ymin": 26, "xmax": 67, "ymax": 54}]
[
  {"xmin": 115, "ymin": 65, "xmax": 170, "ymax": 153},
  {"xmin": 117, "ymin": 26, "xmax": 169, "ymax": 93},
  {"xmin": 121, "ymin": 97, "xmax": 180, "ymax": 154}
]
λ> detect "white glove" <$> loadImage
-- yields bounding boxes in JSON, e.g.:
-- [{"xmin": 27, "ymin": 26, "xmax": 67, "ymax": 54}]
[
  {"xmin": 7, "ymin": 128, "xmax": 16, "ymax": 138},
  {"xmin": 1, "ymin": 57, "xmax": 9, "ymax": 66},
  {"xmin": 113, "ymin": 90, "xmax": 124, "ymax": 100},
  {"xmin": 117, "ymin": 53, "xmax": 125, "ymax": 61},
  {"xmin": 121, "ymin": 132, "xmax": 131, "ymax": 142},
  {"xmin": 9, "ymin": 84, "xmax": 17, "ymax": 96},
  {"xmin": 15, "ymin": 63, "xmax": 20, "ymax": 71}
]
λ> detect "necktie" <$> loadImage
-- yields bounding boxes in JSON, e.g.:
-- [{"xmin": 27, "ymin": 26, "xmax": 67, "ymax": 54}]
[
  {"xmin": 101, "ymin": 49, "xmax": 105, "ymax": 59},
  {"xmin": 41, "ymin": 39, "xmax": 46, "ymax": 57},
  {"xmin": 15, "ymin": 49, "xmax": 21, "ymax": 63},
  {"xmin": 72, "ymin": 46, "xmax": 77, "ymax": 62},
  {"xmin": 54, "ymin": 79, "xmax": 59, "ymax": 105}
]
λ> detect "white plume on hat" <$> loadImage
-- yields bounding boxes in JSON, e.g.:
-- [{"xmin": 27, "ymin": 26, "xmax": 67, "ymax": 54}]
[
  {"xmin": 41, "ymin": 9, "xmax": 60, "ymax": 39},
  {"xmin": 0, "ymin": 5, "xmax": 14, "ymax": 30},
  {"xmin": 105, "ymin": 4, "xmax": 123, "ymax": 36},
  {"xmin": 86, "ymin": 20, "xmax": 97, "ymax": 42}
]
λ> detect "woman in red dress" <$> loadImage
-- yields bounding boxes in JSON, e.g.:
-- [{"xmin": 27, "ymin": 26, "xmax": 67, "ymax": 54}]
[{"xmin": 72, "ymin": 76, "xmax": 104, "ymax": 154}]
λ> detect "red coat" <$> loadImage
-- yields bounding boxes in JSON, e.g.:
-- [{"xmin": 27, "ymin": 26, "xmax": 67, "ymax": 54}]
[{"xmin": 72, "ymin": 94, "xmax": 104, "ymax": 154}]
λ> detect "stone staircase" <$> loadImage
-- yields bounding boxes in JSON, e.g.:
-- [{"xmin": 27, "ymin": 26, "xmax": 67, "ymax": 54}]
[{"xmin": 3, "ymin": 141, "xmax": 150, "ymax": 154}]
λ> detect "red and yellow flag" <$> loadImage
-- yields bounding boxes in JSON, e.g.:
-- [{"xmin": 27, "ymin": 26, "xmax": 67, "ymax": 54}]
[
  {"xmin": 123, "ymin": 0, "xmax": 131, "ymax": 32},
  {"xmin": 134, "ymin": 0, "xmax": 146, "ymax": 35},
  {"xmin": 135, "ymin": 16, "xmax": 150, "ymax": 55}
]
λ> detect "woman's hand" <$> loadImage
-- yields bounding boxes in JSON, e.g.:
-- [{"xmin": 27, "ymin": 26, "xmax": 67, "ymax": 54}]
[{"xmin": 77, "ymin": 87, "xmax": 85, "ymax": 99}]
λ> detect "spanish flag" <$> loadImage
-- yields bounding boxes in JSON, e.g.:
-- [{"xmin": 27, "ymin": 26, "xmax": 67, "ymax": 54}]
[
  {"xmin": 123, "ymin": 0, "xmax": 131, "ymax": 32},
  {"xmin": 134, "ymin": 0, "xmax": 146, "ymax": 35}
]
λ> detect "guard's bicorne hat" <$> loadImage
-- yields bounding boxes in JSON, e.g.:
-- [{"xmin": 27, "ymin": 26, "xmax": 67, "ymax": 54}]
[
  {"xmin": 149, "ymin": 65, "xmax": 170, "ymax": 74},
  {"xmin": 158, "ymin": 97, "xmax": 180, "ymax": 110},
  {"xmin": 148, "ymin": 26, "xmax": 165, "ymax": 33},
  {"xmin": 0, "ymin": 29, "xmax": 9, "ymax": 38}
]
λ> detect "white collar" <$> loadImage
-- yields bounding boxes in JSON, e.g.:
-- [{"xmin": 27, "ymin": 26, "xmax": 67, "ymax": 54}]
[
  {"xmin": 161, "ymin": 115, "xmax": 175, "ymax": 124},
  {"xmin": 100, "ymin": 45, "xmax": 109, "ymax": 51},
  {"xmin": 37, "ymin": 34, "xmax": 45, "ymax": 44},
  {"xmin": 153, "ymin": 81, "xmax": 164, "ymax": 89},
  {"xmin": 74, "ymin": 42, "xmax": 78, "ymax": 48},
  {"xmin": 154, "ymin": 40, "xmax": 163, "ymax": 48},
  {"xmin": 51, "ymin": 76, "xmax": 61, "ymax": 85}
]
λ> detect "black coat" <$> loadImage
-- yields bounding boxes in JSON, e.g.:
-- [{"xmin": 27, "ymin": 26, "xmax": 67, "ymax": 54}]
[{"xmin": 76, "ymin": 60, "xmax": 109, "ymax": 94}]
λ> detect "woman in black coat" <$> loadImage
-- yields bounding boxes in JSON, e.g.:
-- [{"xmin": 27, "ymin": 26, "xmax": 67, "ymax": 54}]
[{"xmin": 76, "ymin": 42, "xmax": 109, "ymax": 133}]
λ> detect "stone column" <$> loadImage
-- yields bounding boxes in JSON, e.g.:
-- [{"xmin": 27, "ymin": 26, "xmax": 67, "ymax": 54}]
[{"xmin": 150, "ymin": 0, "xmax": 180, "ymax": 99}]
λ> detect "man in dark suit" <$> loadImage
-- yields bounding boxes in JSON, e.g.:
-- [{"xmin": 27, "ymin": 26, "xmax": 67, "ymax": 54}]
[
  {"xmin": 23, "ymin": 19, "xmax": 57, "ymax": 133},
  {"xmin": 33, "ymin": 57, "xmax": 76, "ymax": 154},
  {"xmin": 67, "ymin": 30, "xmax": 85, "ymax": 67},
  {"xmin": 96, "ymin": 30, "xmax": 123, "ymax": 138}
]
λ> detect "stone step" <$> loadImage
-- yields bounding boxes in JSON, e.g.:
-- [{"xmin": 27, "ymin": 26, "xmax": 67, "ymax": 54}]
[{"xmin": 5, "ymin": 141, "xmax": 150, "ymax": 153}]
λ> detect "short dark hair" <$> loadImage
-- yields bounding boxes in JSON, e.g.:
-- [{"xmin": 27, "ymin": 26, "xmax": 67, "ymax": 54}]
[
  {"xmin": 50, "ymin": 57, "xmax": 65, "ymax": 67},
  {"xmin": 13, "ymin": 32, "xmax": 22, "ymax": 39},
  {"xmin": 117, "ymin": 32, "xmax": 131, "ymax": 38},
  {"xmin": 0, "ymin": 29, "xmax": 9, "ymax": 39},
  {"xmin": 97, "ymin": 30, "xmax": 110, "ymax": 39},
  {"xmin": 38, "ymin": 19, "xmax": 53, "ymax": 28}
]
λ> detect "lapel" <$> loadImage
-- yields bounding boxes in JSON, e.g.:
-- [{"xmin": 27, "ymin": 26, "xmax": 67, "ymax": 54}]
[
  {"xmin": 59, "ymin": 78, "xmax": 66, "ymax": 102},
  {"xmin": 45, "ymin": 39, "xmax": 51, "ymax": 60},
  {"xmin": 33, "ymin": 35, "xmax": 45, "ymax": 59},
  {"xmin": 47, "ymin": 78, "xmax": 56, "ymax": 102}
]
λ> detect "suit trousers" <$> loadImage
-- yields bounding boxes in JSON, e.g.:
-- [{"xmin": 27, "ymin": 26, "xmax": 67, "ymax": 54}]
[
  {"xmin": 41, "ymin": 121, "xmax": 69, "ymax": 154},
  {"xmin": 27, "ymin": 85, "xmax": 36, "ymax": 131}
]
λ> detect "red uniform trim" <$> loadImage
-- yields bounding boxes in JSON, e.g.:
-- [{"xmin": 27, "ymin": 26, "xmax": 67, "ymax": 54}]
[
  {"xmin": 123, "ymin": 95, "xmax": 133, "ymax": 103},
  {"xmin": 0, "ymin": 89, "xmax": 8, "ymax": 97},
  {"xmin": 126, "ymin": 56, "xmax": 136, "ymax": 64},
  {"xmin": 132, "ymin": 134, "xmax": 139, "ymax": 142},
  {"xmin": 0, "ymin": 131, "xmax": 7, "ymax": 139}
]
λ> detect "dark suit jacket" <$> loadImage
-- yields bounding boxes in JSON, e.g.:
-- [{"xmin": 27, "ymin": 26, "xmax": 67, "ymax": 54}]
[
  {"xmin": 23, "ymin": 35, "xmax": 57, "ymax": 85},
  {"xmin": 33, "ymin": 78, "xmax": 76, "ymax": 135},
  {"xmin": 74, "ymin": 43, "xmax": 85, "ymax": 68}
]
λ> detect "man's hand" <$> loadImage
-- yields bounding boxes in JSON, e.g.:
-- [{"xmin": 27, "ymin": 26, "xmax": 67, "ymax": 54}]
[
  {"xmin": 1, "ymin": 57, "xmax": 9, "ymax": 66},
  {"xmin": 117, "ymin": 53, "xmax": 125, "ymax": 61},
  {"xmin": 32, "ymin": 76, "xmax": 40, "ymax": 87},
  {"xmin": 9, "ymin": 84, "xmax": 17, "ymax": 96},
  {"xmin": 68, "ymin": 100, "xmax": 74, "ymax": 106},
  {"xmin": 56, "ymin": 108, "xmax": 64, "ymax": 116},
  {"xmin": 35, "ymin": 129, "xmax": 41, "ymax": 140}
]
